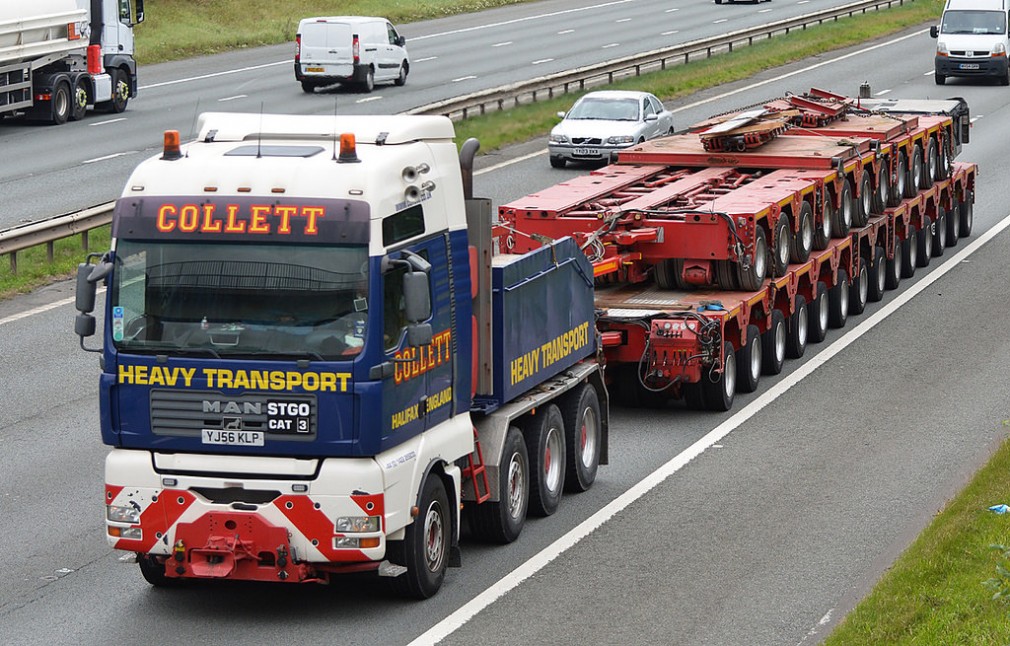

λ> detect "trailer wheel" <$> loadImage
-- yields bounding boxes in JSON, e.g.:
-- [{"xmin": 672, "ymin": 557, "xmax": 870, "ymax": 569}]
[
  {"xmin": 466, "ymin": 426, "xmax": 528, "ymax": 543},
  {"xmin": 701, "ymin": 341, "xmax": 736, "ymax": 411},
  {"xmin": 812, "ymin": 200, "xmax": 831, "ymax": 251},
  {"xmin": 715, "ymin": 260, "xmax": 739, "ymax": 290},
  {"xmin": 786, "ymin": 295, "xmax": 808, "ymax": 359},
  {"xmin": 70, "ymin": 77, "xmax": 88, "ymax": 121},
  {"xmin": 826, "ymin": 186, "xmax": 850, "ymax": 238},
  {"xmin": 561, "ymin": 384, "xmax": 602, "ymax": 493},
  {"xmin": 873, "ymin": 164, "xmax": 890, "ymax": 214},
  {"xmin": 924, "ymin": 137, "xmax": 939, "ymax": 189},
  {"xmin": 138, "ymin": 554, "xmax": 182, "ymax": 587},
  {"xmin": 959, "ymin": 190, "xmax": 974, "ymax": 237},
  {"xmin": 771, "ymin": 214, "xmax": 791, "ymax": 277},
  {"xmin": 655, "ymin": 258, "xmax": 685, "ymax": 289},
  {"xmin": 790, "ymin": 202, "xmax": 814, "ymax": 263},
  {"xmin": 808, "ymin": 282, "xmax": 829, "ymax": 344},
  {"xmin": 938, "ymin": 136, "xmax": 950, "ymax": 180},
  {"xmin": 900, "ymin": 229, "xmax": 918, "ymax": 278},
  {"xmin": 392, "ymin": 475, "xmax": 449, "ymax": 599},
  {"xmin": 868, "ymin": 246, "xmax": 886, "ymax": 302},
  {"xmin": 854, "ymin": 173, "xmax": 872, "ymax": 227},
  {"xmin": 932, "ymin": 206, "xmax": 948, "ymax": 257},
  {"xmin": 736, "ymin": 226, "xmax": 768, "ymax": 291},
  {"xmin": 916, "ymin": 215, "xmax": 933, "ymax": 268},
  {"xmin": 891, "ymin": 151, "xmax": 908, "ymax": 206},
  {"xmin": 885, "ymin": 241, "xmax": 902, "ymax": 290},
  {"xmin": 909, "ymin": 143, "xmax": 924, "ymax": 195},
  {"xmin": 50, "ymin": 81, "xmax": 71, "ymax": 125},
  {"xmin": 761, "ymin": 310, "xmax": 786, "ymax": 375},
  {"xmin": 682, "ymin": 382, "xmax": 706, "ymax": 410},
  {"xmin": 828, "ymin": 270, "xmax": 849, "ymax": 329},
  {"xmin": 736, "ymin": 324, "xmax": 762, "ymax": 393},
  {"xmin": 850, "ymin": 258, "xmax": 869, "ymax": 316},
  {"xmin": 945, "ymin": 198, "xmax": 960, "ymax": 247},
  {"xmin": 523, "ymin": 405, "xmax": 566, "ymax": 516}
]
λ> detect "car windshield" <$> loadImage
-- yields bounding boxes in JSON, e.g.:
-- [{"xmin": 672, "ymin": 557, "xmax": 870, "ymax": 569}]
[
  {"xmin": 567, "ymin": 97, "xmax": 641, "ymax": 121},
  {"xmin": 940, "ymin": 10, "xmax": 1007, "ymax": 35},
  {"xmin": 110, "ymin": 239, "xmax": 370, "ymax": 360}
]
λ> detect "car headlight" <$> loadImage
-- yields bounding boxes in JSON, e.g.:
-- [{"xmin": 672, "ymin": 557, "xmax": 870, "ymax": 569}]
[
  {"xmin": 606, "ymin": 135, "xmax": 635, "ymax": 145},
  {"xmin": 335, "ymin": 516, "xmax": 380, "ymax": 533},
  {"xmin": 936, "ymin": 41, "xmax": 949, "ymax": 56},
  {"xmin": 993, "ymin": 42, "xmax": 1006, "ymax": 56},
  {"xmin": 549, "ymin": 134, "xmax": 569, "ymax": 144},
  {"xmin": 107, "ymin": 504, "xmax": 141, "ymax": 524}
]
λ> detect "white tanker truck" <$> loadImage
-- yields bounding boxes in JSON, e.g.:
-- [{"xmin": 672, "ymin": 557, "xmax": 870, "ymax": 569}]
[{"xmin": 0, "ymin": 0, "xmax": 144, "ymax": 124}]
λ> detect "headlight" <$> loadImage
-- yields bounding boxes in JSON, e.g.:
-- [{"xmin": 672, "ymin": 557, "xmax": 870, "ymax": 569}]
[
  {"xmin": 993, "ymin": 42, "xmax": 1006, "ymax": 56},
  {"xmin": 936, "ymin": 41, "xmax": 949, "ymax": 56},
  {"xmin": 606, "ymin": 135, "xmax": 635, "ymax": 145},
  {"xmin": 108, "ymin": 526, "xmax": 143, "ymax": 540},
  {"xmin": 107, "ymin": 504, "xmax": 140, "ymax": 524},
  {"xmin": 549, "ymin": 134, "xmax": 569, "ymax": 144},
  {"xmin": 335, "ymin": 516, "xmax": 380, "ymax": 533}
]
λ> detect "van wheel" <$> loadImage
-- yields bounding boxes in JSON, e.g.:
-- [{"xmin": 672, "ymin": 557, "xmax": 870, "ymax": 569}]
[
  {"xmin": 360, "ymin": 68, "xmax": 375, "ymax": 93},
  {"xmin": 935, "ymin": 73, "xmax": 945, "ymax": 85},
  {"xmin": 395, "ymin": 62, "xmax": 408, "ymax": 86},
  {"xmin": 300, "ymin": 80, "xmax": 316, "ymax": 94}
]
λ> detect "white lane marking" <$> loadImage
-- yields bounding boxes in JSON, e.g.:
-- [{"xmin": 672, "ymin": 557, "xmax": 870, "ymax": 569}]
[
  {"xmin": 140, "ymin": 60, "xmax": 289, "ymax": 90},
  {"xmin": 217, "ymin": 94, "xmax": 247, "ymax": 102},
  {"xmin": 971, "ymin": 116, "xmax": 982, "ymax": 122},
  {"xmin": 1, "ymin": 291, "xmax": 96, "ymax": 327},
  {"xmin": 875, "ymin": 89, "xmax": 892, "ymax": 96},
  {"xmin": 616, "ymin": 18, "xmax": 631, "ymax": 23},
  {"xmin": 406, "ymin": 211, "xmax": 1010, "ymax": 646},
  {"xmin": 797, "ymin": 608, "xmax": 835, "ymax": 645},
  {"xmin": 924, "ymin": 70, "xmax": 934, "ymax": 76},
  {"xmin": 452, "ymin": 75, "xmax": 478, "ymax": 82},
  {"xmin": 414, "ymin": 56, "xmax": 438, "ymax": 63},
  {"xmin": 88, "ymin": 118, "xmax": 126, "ymax": 126},
  {"xmin": 409, "ymin": 0, "xmax": 635, "ymax": 41},
  {"xmin": 492, "ymin": 41, "xmax": 512, "ymax": 47},
  {"xmin": 558, "ymin": 29, "xmax": 575, "ymax": 35},
  {"xmin": 666, "ymin": 8, "xmax": 680, "ymax": 12},
  {"xmin": 532, "ymin": 59, "xmax": 554, "ymax": 65},
  {"xmin": 798, "ymin": 0, "xmax": 810, "ymax": 4},
  {"xmin": 82, "ymin": 152, "xmax": 136, "ymax": 164},
  {"xmin": 714, "ymin": 19, "xmax": 728, "ymax": 24},
  {"xmin": 356, "ymin": 96, "xmax": 383, "ymax": 103},
  {"xmin": 602, "ymin": 43, "xmax": 620, "ymax": 49},
  {"xmin": 662, "ymin": 30, "xmax": 680, "ymax": 35},
  {"xmin": 759, "ymin": 8, "xmax": 773, "ymax": 13}
]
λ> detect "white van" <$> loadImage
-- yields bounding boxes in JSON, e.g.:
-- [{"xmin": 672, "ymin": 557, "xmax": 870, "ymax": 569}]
[
  {"xmin": 930, "ymin": 0, "xmax": 1010, "ymax": 85},
  {"xmin": 295, "ymin": 16, "xmax": 409, "ymax": 93}
]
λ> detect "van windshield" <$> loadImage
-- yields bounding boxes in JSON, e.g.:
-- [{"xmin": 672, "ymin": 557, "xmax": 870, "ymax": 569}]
[{"xmin": 940, "ymin": 10, "xmax": 1007, "ymax": 35}]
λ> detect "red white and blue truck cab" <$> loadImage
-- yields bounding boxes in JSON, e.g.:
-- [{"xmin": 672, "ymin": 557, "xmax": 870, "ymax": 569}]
[{"xmin": 74, "ymin": 113, "xmax": 608, "ymax": 597}]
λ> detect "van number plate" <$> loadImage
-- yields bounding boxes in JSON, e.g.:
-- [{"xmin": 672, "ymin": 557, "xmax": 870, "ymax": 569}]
[
  {"xmin": 202, "ymin": 429, "xmax": 265, "ymax": 446},
  {"xmin": 959, "ymin": 63, "xmax": 980, "ymax": 70},
  {"xmin": 306, "ymin": 66, "xmax": 325, "ymax": 73}
]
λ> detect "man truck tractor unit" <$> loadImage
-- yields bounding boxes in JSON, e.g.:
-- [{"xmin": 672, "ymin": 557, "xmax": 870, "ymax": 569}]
[
  {"xmin": 0, "ymin": 0, "xmax": 144, "ymax": 124},
  {"xmin": 500, "ymin": 88, "xmax": 975, "ymax": 411},
  {"xmin": 74, "ymin": 114, "xmax": 608, "ymax": 597}
]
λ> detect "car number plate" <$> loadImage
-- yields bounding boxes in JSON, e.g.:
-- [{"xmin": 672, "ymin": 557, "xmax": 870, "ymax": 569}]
[
  {"xmin": 573, "ymin": 147, "xmax": 599, "ymax": 156},
  {"xmin": 306, "ymin": 66, "xmax": 325, "ymax": 73},
  {"xmin": 959, "ymin": 63, "xmax": 980, "ymax": 70},
  {"xmin": 202, "ymin": 429, "xmax": 264, "ymax": 446}
]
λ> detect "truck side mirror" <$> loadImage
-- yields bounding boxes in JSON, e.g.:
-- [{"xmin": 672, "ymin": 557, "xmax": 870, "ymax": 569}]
[
  {"xmin": 403, "ymin": 271, "xmax": 431, "ymax": 322},
  {"xmin": 75, "ymin": 263, "xmax": 98, "ymax": 314},
  {"xmin": 136, "ymin": 0, "xmax": 145, "ymax": 24},
  {"xmin": 930, "ymin": 25, "xmax": 939, "ymax": 38},
  {"xmin": 397, "ymin": 35, "xmax": 406, "ymax": 47}
]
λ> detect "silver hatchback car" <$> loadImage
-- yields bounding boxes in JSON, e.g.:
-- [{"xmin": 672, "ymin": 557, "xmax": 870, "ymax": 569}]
[{"xmin": 548, "ymin": 90, "xmax": 674, "ymax": 168}]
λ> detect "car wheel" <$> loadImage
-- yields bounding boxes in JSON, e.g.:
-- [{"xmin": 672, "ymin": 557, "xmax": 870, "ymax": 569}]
[{"xmin": 550, "ymin": 156, "xmax": 566, "ymax": 169}]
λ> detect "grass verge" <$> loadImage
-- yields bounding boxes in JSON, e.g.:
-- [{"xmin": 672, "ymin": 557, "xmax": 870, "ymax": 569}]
[
  {"xmin": 1, "ymin": 227, "xmax": 111, "ymax": 300},
  {"xmin": 824, "ymin": 433, "xmax": 1010, "ymax": 643}
]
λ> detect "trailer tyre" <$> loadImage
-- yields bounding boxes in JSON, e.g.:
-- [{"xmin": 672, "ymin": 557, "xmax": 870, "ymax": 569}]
[
  {"xmin": 924, "ymin": 137, "xmax": 939, "ymax": 188},
  {"xmin": 808, "ymin": 282, "xmax": 829, "ymax": 344},
  {"xmin": 874, "ymin": 164, "xmax": 890, "ymax": 214},
  {"xmin": 850, "ymin": 258, "xmax": 869, "ymax": 316},
  {"xmin": 466, "ymin": 426, "xmax": 528, "ymax": 543},
  {"xmin": 737, "ymin": 324, "xmax": 762, "ymax": 393},
  {"xmin": 813, "ymin": 199, "xmax": 831, "ymax": 251},
  {"xmin": 828, "ymin": 270, "xmax": 849, "ymax": 329},
  {"xmin": 391, "ymin": 475, "xmax": 450, "ymax": 599},
  {"xmin": 917, "ymin": 215, "xmax": 933, "ymax": 268},
  {"xmin": 891, "ymin": 151, "xmax": 908, "ymax": 206},
  {"xmin": 561, "ymin": 384, "xmax": 602, "ymax": 493},
  {"xmin": 655, "ymin": 258, "xmax": 685, "ymax": 290},
  {"xmin": 900, "ymin": 228, "xmax": 918, "ymax": 278},
  {"xmin": 932, "ymin": 206, "xmax": 948, "ymax": 257},
  {"xmin": 946, "ymin": 198, "xmax": 960, "ymax": 247},
  {"xmin": 826, "ymin": 185, "xmax": 850, "ymax": 238},
  {"xmin": 736, "ymin": 226, "xmax": 768, "ymax": 291},
  {"xmin": 855, "ymin": 173, "xmax": 872, "ymax": 227},
  {"xmin": 523, "ymin": 404, "xmax": 566, "ymax": 516},
  {"xmin": 771, "ymin": 213, "xmax": 791, "ymax": 277},
  {"xmin": 701, "ymin": 341, "xmax": 736, "ymax": 411},
  {"xmin": 790, "ymin": 202, "xmax": 814, "ymax": 263},
  {"xmin": 909, "ymin": 143, "xmax": 924, "ymax": 195},
  {"xmin": 885, "ymin": 241, "xmax": 902, "ymax": 290},
  {"xmin": 959, "ymin": 190, "xmax": 974, "ymax": 238},
  {"xmin": 868, "ymin": 246, "xmax": 886, "ymax": 302},
  {"xmin": 761, "ymin": 309, "xmax": 786, "ymax": 375},
  {"xmin": 786, "ymin": 295, "xmax": 808, "ymax": 359}
]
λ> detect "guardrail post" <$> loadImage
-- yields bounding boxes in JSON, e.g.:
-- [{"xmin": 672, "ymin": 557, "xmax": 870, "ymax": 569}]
[
  {"xmin": 8, "ymin": 252, "xmax": 15, "ymax": 274},
  {"xmin": 46, "ymin": 241, "xmax": 54, "ymax": 263}
]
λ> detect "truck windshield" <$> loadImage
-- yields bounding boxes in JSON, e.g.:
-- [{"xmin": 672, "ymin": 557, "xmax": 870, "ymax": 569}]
[
  {"xmin": 940, "ymin": 10, "xmax": 1007, "ymax": 35},
  {"xmin": 110, "ymin": 240, "xmax": 370, "ymax": 360}
]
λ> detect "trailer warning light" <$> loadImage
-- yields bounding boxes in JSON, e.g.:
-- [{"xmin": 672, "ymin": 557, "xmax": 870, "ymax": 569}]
[{"xmin": 162, "ymin": 130, "xmax": 182, "ymax": 160}]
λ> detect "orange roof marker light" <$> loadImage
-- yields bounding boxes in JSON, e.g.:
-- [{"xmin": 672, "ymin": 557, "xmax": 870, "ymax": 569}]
[
  {"xmin": 162, "ymin": 130, "xmax": 182, "ymax": 161},
  {"xmin": 337, "ymin": 133, "xmax": 360, "ymax": 163}
]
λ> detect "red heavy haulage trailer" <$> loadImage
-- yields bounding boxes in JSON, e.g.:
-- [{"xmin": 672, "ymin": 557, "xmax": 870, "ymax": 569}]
[{"xmin": 500, "ymin": 89, "xmax": 976, "ymax": 410}]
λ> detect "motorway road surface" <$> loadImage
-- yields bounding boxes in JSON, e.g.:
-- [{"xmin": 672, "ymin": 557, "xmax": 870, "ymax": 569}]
[
  {"xmin": 0, "ymin": 0, "xmax": 897, "ymax": 230},
  {"xmin": 3, "ymin": 23, "xmax": 1010, "ymax": 646}
]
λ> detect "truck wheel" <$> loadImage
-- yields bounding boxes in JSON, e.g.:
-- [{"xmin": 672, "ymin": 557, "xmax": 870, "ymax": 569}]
[
  {"xmin": 138, "ymin": 554, "xmax": 181, "ymax": 587},
  {"xmin": 900, "ymin": 229, "xmax": 917, "ymax": 278},
  {"xmin": 70, "ymin": 77, "xmax": 88, "ymax": 121},
  {"xmin": 737, "ymin": 324, "xmax": 762, "ymax": 393},
  {"xmin": 466, "ymin": 426, "xmax": 528, "ymax": 543},
  {"xmin": 790, "ymin": 202, "xmax": 813, "ymax": 263},
  {"xmin": 51, "ymin": 81, "xmax": 71, "ymax": 125},
  {"xmin": 392, "ymin": 475, "xmax": 450, "ymax": 599},
  {"xmin": 808, "ymin": 281, "xmax": 829, "ymax": 344},
  {"xmin": 828, "ymin": 270, "xmax": 849, "ymax": 329},
  {"xmin": 934, "ymin": 72, "xmax": 945, "ymax": 85},
  {"xmin": 945, "ymin": 198, "xmax": 960, "ymax": 247},
  {"xmin": 395, "ymin": 62, "xmax": 408, "ymax": 86},
  {"xmin": 523, "ymin": 405, "xmax": 565, "ymax": 516},
  {"xmin": 785, "ymin": 295, "xmax": 808, "ymax": 359},
  {"xmin": 854, "ymin": 173, "xmax": 871, "ymax": 227},
  {"xmin": 908, "ymin": 143, "xmax": 923, "ymax": 195},
  {"xmin": 701, "ymin": 341, "xmax": 736, "ymax": 411},
  {"xmin": 924, "ymin": 137, "xmax": 938, "ymax": 188},
  {"xmin": 761, "ymin": 310, "xmax": 786, "ymax": 375},
  {"xmin": 932, "ymin": 206, "xmax": 948, "ymax": 257},
  {"xmin": 561, "ymin": 384, "xmax": 602, "ymax": 493},
  {"xmin": 916, "ymin": 215, "xmax": 933, "ymax": 267},
  {"xmin": 959, "ymin": 190, "xmax": 974, "ymax": 237},
  {"xmin": 850, "ymin": 258, "xmax": 869, "ymax": 316},
  {"xmin": 891, "ymin": 151, "xmax": 907, "ymax": 206},
  {"xmin": 885, "ymin": 242, "xmax": 902, "ymax": 290},
  {"xmin": 868, "ymin": 246, "xmax": 886, "ymax": 302},
  {"xmin": 771, "ymin": 213, "xmax": 791, "ymax": 277},
  {"xmin": 736, "ymin": 226, "xmax": 768, "ymax": 291}
]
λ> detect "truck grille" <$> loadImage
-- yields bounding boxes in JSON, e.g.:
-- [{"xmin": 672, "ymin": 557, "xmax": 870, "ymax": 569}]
[{"xmin": 149, "ymin": 389, "xmax": 317, "ymax": 440}]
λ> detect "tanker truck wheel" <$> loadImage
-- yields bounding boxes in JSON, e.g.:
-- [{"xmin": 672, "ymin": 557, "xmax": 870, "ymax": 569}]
[
  {"xmin": 523, "ymin": 404, "xmax": 566, "ymax": 516},
  {"xmin": 701, "ymin": 341, "xmax": 736, "ymax": 411},
  {"xmin": 561, "ymin": 384, "xmax": 602, "ymax": 493},
  {"xmin": 466, "ymin": 426, "xmax": 528, "ymax": 543},
  {"xmin": 70, "ymin": 77, "xmax": 88, "ymax": 121},
  {"xmin": 391, "ymin": 475, "xmax": 450, "ymax": 599},
  {"xmin": 50, "ymin": 81, "xmax": 71, "ymax": 125}
]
